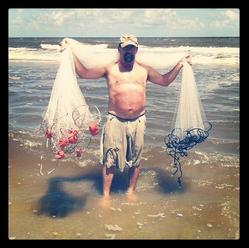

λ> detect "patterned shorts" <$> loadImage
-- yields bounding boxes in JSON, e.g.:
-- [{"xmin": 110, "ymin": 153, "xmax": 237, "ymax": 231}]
[{"xmin": 100, "ymin": 113, "xmax": 146, "ymax": 172}]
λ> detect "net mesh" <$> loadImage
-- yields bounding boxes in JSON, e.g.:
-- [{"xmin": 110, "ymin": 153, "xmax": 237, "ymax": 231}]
[
  {"xmin": 165, "ymin": 61, "xmax": 212, "ymax": 185},
  {"xmin": 41, "ymin": 45, "xmax": 100, "ymax": 159}
]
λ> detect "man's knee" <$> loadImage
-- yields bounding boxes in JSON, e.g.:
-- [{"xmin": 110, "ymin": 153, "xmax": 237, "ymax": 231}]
[
  {"xmin": 103, "ymin": 165, "xmax": 115, "ymax": 175},
  {"xmin": 129, "ymin": 164, "xmax": 140, "ymax": 172}
]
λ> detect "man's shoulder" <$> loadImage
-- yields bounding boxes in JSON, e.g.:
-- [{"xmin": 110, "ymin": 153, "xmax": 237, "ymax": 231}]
[
  {"xmin": 106, "ymin": 61, "xmax": 118, "ymax": 70},
  {"xmin": 136, "ymin": 61, "xmax": 150, "ymax": 72},
  {"xmin": 105, "ymin": 62, "xmax": 119, "ymax": 76}
]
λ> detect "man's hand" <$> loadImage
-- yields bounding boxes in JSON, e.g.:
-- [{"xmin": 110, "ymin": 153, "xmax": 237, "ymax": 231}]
[
  {"xmin": 185, "ymin": 54, "xmax": 192, "ymax": 65},
  {"xmin": 59, "ymin": 38, "xmax": 69, "ymax": 52},
  {"xmin": 179, "ymin": 54, "xmax": 192, "ymax": 66}
]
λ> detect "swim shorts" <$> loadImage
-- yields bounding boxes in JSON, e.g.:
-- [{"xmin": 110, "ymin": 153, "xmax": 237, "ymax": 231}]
[{"xmin": 100, "ymin": 113, "xmax": 146, "ymax": 172}]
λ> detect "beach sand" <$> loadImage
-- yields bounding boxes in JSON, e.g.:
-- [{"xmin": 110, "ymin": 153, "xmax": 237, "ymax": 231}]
[{"xmin": 9, "ymin": 136, "xmax": 239, "ymax": 240}]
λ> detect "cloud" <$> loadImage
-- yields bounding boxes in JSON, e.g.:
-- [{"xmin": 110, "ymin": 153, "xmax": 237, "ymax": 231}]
[
  {"xmin": 50, "ymin": 10, "xmax": 75, "ymax": 25},
  {"xmin": 173, "ymin": 17, "xmax": 205, "ymax": 31},
  {"xmin": 79, "ymin": 9, "xmax": 136, "ymax": 24},
  {"xmin": 20, "ymin": 9, "xmax": 78, "ymax": 34},
  {"xmin": 30, "ymin": 9, "xmax": 136, "ymax": 30},
  {"xmin": 143, "ymin": 9, "xmax": 176, "ymax": 25},
  {"xmin": 9, "ymin": 9, "xmax": 24, "ymax": 26},
  {"xmin": 9, "ymin": 9, "xmax": 240, "ymax": 37},
  {"xmin": 35, "ymin": 9, "xmax": 76, "ymax": 26},
  {"xmin": 210, "ymin": 9, "xmax": 239, "ymax": 29},
  {"xmin": 109, "ymin": 9, "xmax": 134, "ymax": 21},
  {"xmin": 142, "ymin": 9, "xmax": 205, "ymax": 32},
  {"xmin": 224, "ymin": 9, "xmax": 239, "ymax": 21}
]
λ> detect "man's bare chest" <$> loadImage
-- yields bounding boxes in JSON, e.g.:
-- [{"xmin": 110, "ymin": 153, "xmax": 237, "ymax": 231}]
[{"xmin": 107, "ymin": 64, "xmax": 147, "ymax": 87}]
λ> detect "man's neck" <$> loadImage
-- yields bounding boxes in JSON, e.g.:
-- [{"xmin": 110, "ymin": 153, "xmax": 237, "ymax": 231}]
[{"xmin": 119, "ymin": 61, "xmax": 135, "ymax": 72}]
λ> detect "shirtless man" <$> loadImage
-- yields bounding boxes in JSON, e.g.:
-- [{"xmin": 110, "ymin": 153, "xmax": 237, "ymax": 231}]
[{"xmin": 60, "ymin": 35, "xmax": 191, "ymax": 203}]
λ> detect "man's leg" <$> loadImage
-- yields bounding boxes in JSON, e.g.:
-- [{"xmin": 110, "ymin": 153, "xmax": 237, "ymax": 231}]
[
  {"xmin": 126, "ymin": 115, "xmax": 145, "ymax": 197},
  {"xmin": 127, "ymin": 165, "xmax": 140, "ymax": 193},
  {"xmin": 99, "ymin": 166, "xmax": 114, "ymax": 208},
  {"xmin": 102, "ymin": 166, "xmax": 115, "ymax": 198}
]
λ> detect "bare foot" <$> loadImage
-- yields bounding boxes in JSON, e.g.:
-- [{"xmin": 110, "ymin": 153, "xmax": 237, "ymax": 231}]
[
  {"xmin": 99, "ymin": 196, "xmax": 111, "ymax": 208},
  {"xmin": 126, "ymin": 190, "xmax": 137, "ymax": 202}
]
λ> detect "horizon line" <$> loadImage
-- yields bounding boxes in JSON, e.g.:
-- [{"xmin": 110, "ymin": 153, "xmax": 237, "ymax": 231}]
[{"xmin": 9, "ymin": 36, "xmax": 240, "ymax": 38}]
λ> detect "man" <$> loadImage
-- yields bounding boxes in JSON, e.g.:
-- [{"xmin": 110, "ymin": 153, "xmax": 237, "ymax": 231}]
[{"xmin": 60, "ymin": 35, "xmax": 191, "ymax": 204}]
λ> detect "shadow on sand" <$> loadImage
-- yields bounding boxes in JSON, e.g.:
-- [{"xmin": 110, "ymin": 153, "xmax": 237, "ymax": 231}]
[
  {"xmin": 36, "ymin": 167, "xmax": 100, "ymax": 218},
  {"xmin": 36, "ymin": 166, "xmax": 130, "ymax": 218},
  {"xmin": 36, "ymin": 165, "xmax": 189, "ymax": 218},
  {"xmin": 151, "ymin": 167, "xmax": 189, "ymax": 194}
]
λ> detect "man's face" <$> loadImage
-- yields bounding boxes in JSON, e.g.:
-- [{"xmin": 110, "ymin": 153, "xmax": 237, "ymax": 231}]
[{"xmin": 119, "ymin": 45, "xmax": 138, "ymax": 64}]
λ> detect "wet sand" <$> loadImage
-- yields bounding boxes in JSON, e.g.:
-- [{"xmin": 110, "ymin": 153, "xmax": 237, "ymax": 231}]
[{"xmin": 9, "ymin": 138, "xmax": 239, "ymax": 240}]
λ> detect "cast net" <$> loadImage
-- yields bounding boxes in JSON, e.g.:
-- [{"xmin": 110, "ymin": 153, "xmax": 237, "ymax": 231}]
[
  {"xmin": 41, "ymin": 40, "xmax": 103, "ymax": 159},
  {"xmin": 165, "ymin": 61, "xmax": 212, "ymax": 185}
]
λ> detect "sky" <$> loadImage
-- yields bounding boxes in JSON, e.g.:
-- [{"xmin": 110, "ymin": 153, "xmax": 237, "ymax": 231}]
[{"xmin": 9, "ymin": 8, "xmax": 240, "ymax": 37}]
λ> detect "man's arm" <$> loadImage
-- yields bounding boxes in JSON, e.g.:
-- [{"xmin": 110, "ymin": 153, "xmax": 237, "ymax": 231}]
[
  {"xmin": 59, "ymin": 39, "xmax": 106, "ymax": 79},
  {"xmin": 73, "ymin": 53, "xmax": 106, "ymax": 79},
  {"xmin": 146, "ymin": 62, "xmax": 182, "ymax": 86},
  {"xmin": 145, "ymin": 55, "xmax": 191, "ymax": 87}
]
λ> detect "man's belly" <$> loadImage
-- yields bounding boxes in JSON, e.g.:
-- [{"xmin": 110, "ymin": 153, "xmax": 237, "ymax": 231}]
[{"xmin": 108, "ymin": 85, "xmax": 145, "ymax": 119}]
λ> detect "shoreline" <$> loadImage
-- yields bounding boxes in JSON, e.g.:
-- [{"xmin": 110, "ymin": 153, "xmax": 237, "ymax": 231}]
[{"xmin": 9, "ymin": 137, "xmax": 239, "ymax": 239}]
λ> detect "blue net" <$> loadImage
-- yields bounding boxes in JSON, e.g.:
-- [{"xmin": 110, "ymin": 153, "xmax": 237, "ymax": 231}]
[{"xmin": 165, "ymin": 122, "xmax": 212, "ymax": 186}]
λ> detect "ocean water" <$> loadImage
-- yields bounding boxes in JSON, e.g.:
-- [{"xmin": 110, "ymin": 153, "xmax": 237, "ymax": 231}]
[
  {"xmin": 9, "ymin": 37, "xmax": 239, "ymax": 151},
  {"xmin": 8, "ymin": 37, "xmax": 240, "ymax": 239}
]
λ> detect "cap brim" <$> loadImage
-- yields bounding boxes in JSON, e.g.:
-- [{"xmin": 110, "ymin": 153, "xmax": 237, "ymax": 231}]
[{"xmin": 120, "ymin": 41, "xmax": 138, "ymax": 48}]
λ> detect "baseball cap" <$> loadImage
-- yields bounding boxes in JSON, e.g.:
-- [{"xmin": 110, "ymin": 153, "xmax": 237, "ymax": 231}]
[{"xmin": 120, "ymin": 34, "xmax": 138, "ymax": 48}]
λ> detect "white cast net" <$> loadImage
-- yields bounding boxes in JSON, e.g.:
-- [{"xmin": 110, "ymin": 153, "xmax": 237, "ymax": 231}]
[
  {"xmin": 165, "ymin": 61, "xmax": 212, "ymax": 185},
  {"xmin": 41, "ymin": 41, "xmax": 102, "ymax": 159}
]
